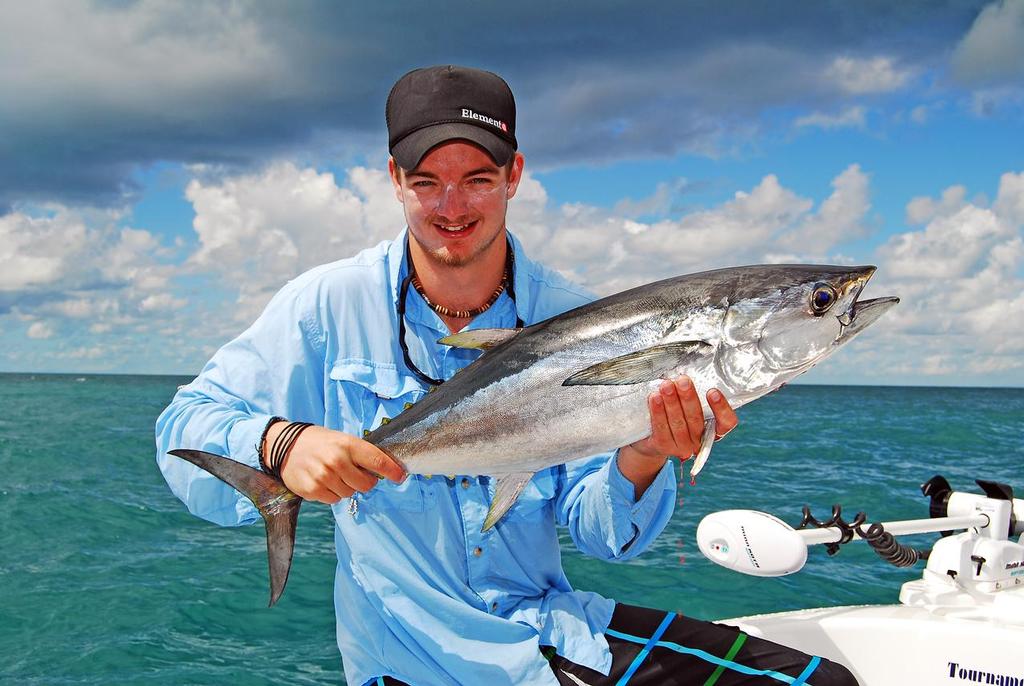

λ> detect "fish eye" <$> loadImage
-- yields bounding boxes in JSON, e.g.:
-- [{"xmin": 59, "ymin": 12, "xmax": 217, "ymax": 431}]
[{"xmin": 810, "ymin": 284, "xmax": 838, "ymax": 315}]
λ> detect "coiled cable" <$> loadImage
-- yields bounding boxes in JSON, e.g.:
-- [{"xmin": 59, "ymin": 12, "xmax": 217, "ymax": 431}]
[{"xmin": 855, "ymin": 521, "xmax": 927, "ymax": 567}]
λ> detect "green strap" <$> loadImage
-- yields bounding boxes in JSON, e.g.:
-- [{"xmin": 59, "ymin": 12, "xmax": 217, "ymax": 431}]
[{"xmin": 702, "ymin": 632, "xmax": 748, "ymax": 686}]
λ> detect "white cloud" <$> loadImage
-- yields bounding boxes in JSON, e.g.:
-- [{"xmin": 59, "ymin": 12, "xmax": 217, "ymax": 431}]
[
  {"xmin": 47, "ymin": 298, "xmax": 121, "ymax": 320},
  {"xmin": 0, "ymin": 211, "xmax": 86, "ymax": 291},
  {"xmin": 0, "ymin": 209, "xmax": 171, "ymax": 299},
  {"xmin": 62, "ymin": 346, "xmax": 105, "ymax": 360},
  {"xmin": 880, "ymin": 204, "xmax": 1008, "ymax": 279},
  {"xmin": 776, "ymin": 164, "xmax": 871, "ymax": 251},
  {"xmin": 0, "ymin": 206, "xmax": 178, "ymax": 337},
  {"xmin": 611, "ymin": 178, "xmax": 692, "ymax": 219},
  {"xmin": 139, "ymin": 293, "xmax": 186, "ymax": 313},
  {"xmin": 952, "ymin": 0, "xmax": 1024, "ymax": 85},
  {"xmin": 185, "ymin": 161, "xmax": 404, "ymax": 322},
  {"xmin": 0, "ymin": 2, "xmax": 299, "ymax": 115},
  {"xmin": 921, "ymin": 355, "xmax": 957, "ymax": 377},
  {"xmin": 994, "ymin": 170, "xmax": 1024, "ymax": 226},
  {"xmin": 868, "ymin": 180, "xmax": 1024, "ymax": 376},
  {"xmin": 905, "ymin": 185, "xmax": 968, "ymax": 225},
  {"xmin": 794, "ymin": 106, "xmax": 867, "ymax": 130},
  {"xmin": 826, "ymin": 56, "xmax": 912, "ymax": 94},
  {"xmin": 910, "ymin": 105, "xmax": 930, "ymax": 124},
  {"xmin": 26, "ymin": 321, "xmax": 54, "ymax": 339}
]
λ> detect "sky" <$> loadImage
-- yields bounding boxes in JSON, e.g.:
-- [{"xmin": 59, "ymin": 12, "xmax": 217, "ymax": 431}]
[{"xmin": 1, "ymin": 0, "xmax": 1023, "ymax": 386}]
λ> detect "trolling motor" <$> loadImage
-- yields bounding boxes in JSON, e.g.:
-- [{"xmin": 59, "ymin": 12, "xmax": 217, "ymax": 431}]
[{"xmin": 696, "ymin": 476, "xmax": 1024, "ymax": 613}]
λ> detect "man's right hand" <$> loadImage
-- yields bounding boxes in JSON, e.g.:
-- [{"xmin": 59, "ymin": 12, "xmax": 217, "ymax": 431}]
[{"xmin": 263, "ymin": 423, "xmax": 407, "ymax": 503}]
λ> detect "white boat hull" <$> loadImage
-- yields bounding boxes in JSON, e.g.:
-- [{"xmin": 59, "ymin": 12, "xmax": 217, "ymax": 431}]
[{"xmin": 726, "ymin": 593, "xmax": 1024, "ymax": 686}]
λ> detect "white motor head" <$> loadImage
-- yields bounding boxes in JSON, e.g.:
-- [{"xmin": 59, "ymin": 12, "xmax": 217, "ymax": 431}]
[{"xmin": 697, "ymin": 510, "xmax": 808, "ymax": 576}]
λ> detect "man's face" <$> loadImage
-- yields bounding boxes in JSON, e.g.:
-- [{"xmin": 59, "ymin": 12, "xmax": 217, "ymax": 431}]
[{"xmin": 390, "ymin": 141, "xmax": 524, "ymax": 268}]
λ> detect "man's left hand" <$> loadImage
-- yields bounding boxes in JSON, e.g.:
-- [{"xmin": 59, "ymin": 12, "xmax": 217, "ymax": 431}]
[{"xmin": 617, "ymin": 375, "xmax": 738, "ymax": 498}]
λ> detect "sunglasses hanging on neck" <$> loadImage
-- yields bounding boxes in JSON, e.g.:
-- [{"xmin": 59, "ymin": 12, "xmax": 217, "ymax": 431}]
[{"xmin": 397, "ymin": 237, "xmax": 524, "ymax": 387}]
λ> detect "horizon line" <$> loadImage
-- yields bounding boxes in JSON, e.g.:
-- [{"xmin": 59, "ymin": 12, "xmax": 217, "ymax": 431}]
[{"xmin": 1, "ymin": 370, "xmax": 1020, "ymax": 391}]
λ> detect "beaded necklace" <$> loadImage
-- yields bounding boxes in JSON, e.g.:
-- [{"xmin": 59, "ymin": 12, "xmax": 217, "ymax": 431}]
[{"xmin": 410, "ymin": 269, "xmax": 508, "ymax": 319}]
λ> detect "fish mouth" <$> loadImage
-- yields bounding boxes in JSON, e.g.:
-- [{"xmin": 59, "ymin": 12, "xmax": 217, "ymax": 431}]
[
  {"xmin": 835, "ymin": 267, "xmax": 899, "ymax": 340},
  {"xmin": 839, "ymin": 295, "xmax": 900, "ymax": 339}
]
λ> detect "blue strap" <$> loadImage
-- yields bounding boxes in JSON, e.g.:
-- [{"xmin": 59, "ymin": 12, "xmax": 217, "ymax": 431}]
[
  {"xmin": 376, "ymin": 679, "xmax": 386, "ymax": 686},
  {"xmin": 614, "ymin": 611, "xmax": 676, "ymax": 686},
  {"xmin": 606, "ymin": 629, "xmax": 802, "ymax": 684},
  {"xmin": 792, "ymin": 656, "xmax": 820, "ymax": 686}
]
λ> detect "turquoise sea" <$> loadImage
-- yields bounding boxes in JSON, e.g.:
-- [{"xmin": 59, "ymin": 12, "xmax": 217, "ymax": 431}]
[{"xmin": 1, "ymin": 374, "xmax": 1020, "ymax": 685}]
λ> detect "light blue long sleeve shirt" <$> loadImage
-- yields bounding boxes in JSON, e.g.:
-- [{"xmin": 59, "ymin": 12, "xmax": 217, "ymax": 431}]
[{"xmin": 155, "ymin": 230, "xmax": 677, "ymax": 686}]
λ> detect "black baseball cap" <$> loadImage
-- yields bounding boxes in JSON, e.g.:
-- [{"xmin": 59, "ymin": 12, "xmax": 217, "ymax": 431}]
[{"xmin": 386, "ymin": 65, "xmax": 517, "ymax": 170}]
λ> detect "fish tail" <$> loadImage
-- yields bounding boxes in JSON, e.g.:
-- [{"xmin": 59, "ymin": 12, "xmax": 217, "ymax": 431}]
[{"xmin": 168, "ymin": 449, "xmax": 302, "ymax": 607}]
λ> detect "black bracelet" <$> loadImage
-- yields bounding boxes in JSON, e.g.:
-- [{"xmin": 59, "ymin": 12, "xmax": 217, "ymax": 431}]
[
  {"xmin": 257, "ymin": 416, "xmax": 286, "ymax": 472},
  {"xmin": 266, "ymin": 421, "xmax": 314, "ymax": 479},
  {"xmin": 270, "ymin": 422, "xmax": 304, "ymax": 473}
]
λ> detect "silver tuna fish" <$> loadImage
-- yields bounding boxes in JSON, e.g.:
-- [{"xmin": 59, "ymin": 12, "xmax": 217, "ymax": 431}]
[{"xmin": 171, "ymin": 263, "xmax": 897, "ymax": 605}]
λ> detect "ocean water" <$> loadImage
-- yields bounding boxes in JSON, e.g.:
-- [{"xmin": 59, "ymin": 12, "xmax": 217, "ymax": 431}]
[{"xmin": 1, "ymin": 374, "xmax": 1020, "ymax": 685}]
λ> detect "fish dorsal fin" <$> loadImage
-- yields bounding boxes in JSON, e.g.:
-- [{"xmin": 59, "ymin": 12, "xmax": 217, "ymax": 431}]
[
  {"xmin": 482, "ymin": 471, "xmax": 534, "ymax": 531},
  {"xmin": 439, "ymin": 328, "xmax": 521, "ymax": 350},
  {"xmin": 562, "ymin": 341, "xmax": 713, "ymax": 386}
]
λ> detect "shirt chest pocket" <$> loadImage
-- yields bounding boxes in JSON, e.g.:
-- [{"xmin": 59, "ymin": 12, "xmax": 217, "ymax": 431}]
[
  {"xmin": 328, "ymin": 359, "xmax": 430, "ymax": 512},
  {"xmin": 489, "ymin": 468, "xmax": 559, "ymax": 522}
]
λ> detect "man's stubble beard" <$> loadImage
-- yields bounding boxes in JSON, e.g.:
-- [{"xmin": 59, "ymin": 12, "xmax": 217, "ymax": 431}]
[{"xmin": 421, "ymin": 223, "xmax": 506, "ymax": 269}]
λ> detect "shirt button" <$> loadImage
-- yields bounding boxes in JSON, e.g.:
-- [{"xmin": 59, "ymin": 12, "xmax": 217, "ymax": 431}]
[
  {"xmin": 491, "ymin": 602, "xmax": 498, "ymax": 612},
  {"xmin": 461, "ymin": 478, "xmax": 470, "ymax": 489},
  {"xmin": 473, "ymin": 546, "xmax": 483, "ymax": 557}
]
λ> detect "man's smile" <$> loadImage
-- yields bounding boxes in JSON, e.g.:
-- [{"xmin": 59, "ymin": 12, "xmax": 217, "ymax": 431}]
[{"xmin": 434, "ymin": 220, "xmax": 478, "ymax": 237}]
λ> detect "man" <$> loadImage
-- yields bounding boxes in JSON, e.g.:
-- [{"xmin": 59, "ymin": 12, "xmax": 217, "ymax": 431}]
[{"xmin": 157, "ymin": 65, "xmax": 857, "ymax": 685}]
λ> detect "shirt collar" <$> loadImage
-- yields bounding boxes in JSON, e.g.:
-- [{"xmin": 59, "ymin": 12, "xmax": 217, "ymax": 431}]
[
  {"xmin": 505, "ymin": 230, "xmax": 536, "ymax": 320},
  {"xmin": 386, "ymin": 228, "xmax": 410, "ymax": 306}
]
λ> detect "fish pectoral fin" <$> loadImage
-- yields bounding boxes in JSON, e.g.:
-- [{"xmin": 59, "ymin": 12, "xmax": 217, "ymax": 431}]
[
  {"xmin": 168, "ymin": 449, "xmax": 302, "ymax": 607},
  {"xmin": 439, "ymin": 328, "xmax": 521, "ymax": 350},
  {"xmin": 482, "ymin": 471, "xmax": 535, "ymax": 531},
  {"xmin": 562, "ymin": 341, "xmax": 713, "ymax": 386},
  {"xmin": 689, "ymin": 418, "xmax": 716, "ymax": 479}
]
